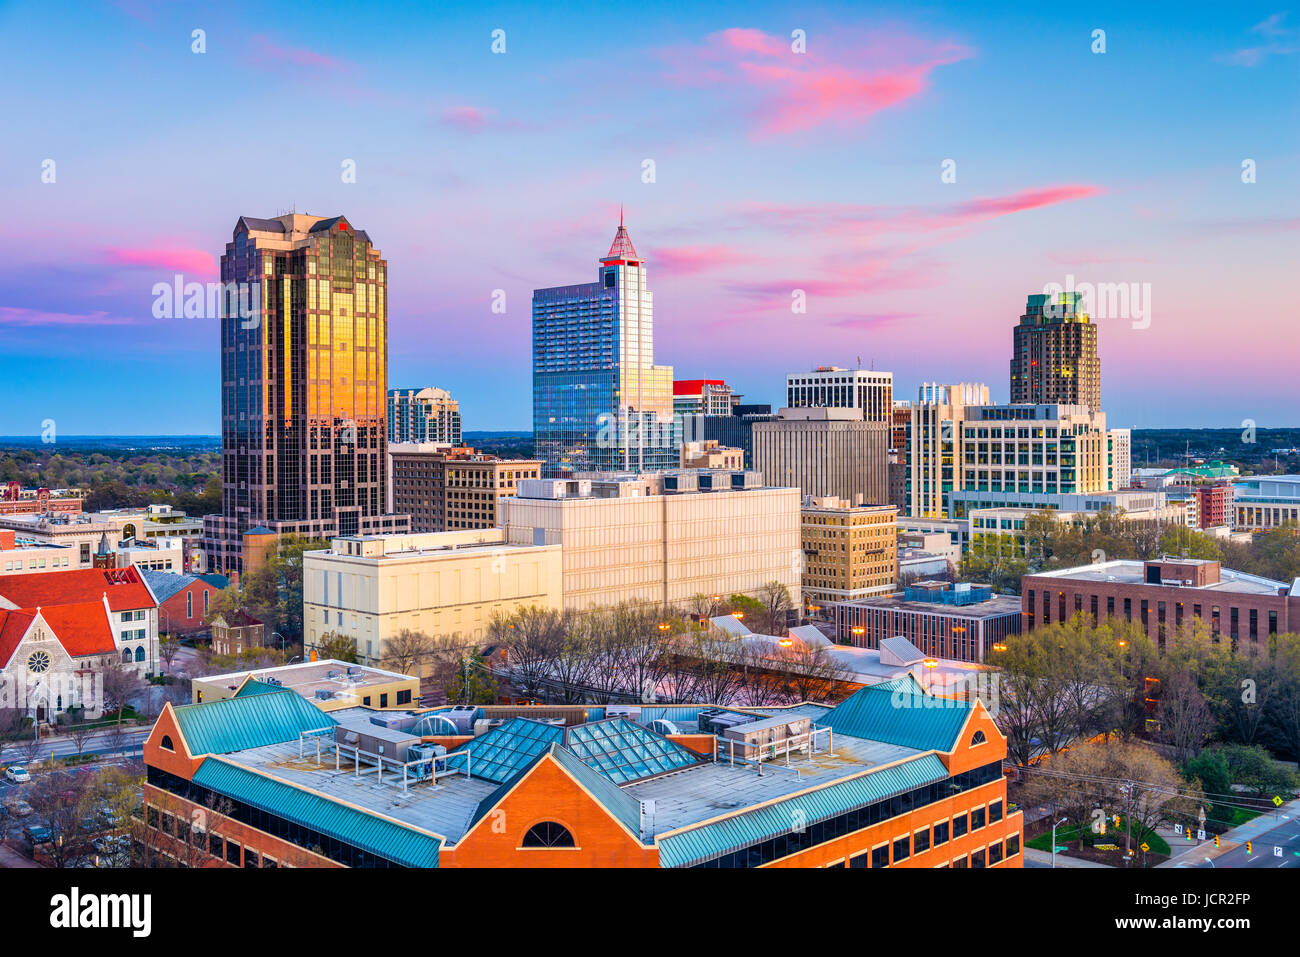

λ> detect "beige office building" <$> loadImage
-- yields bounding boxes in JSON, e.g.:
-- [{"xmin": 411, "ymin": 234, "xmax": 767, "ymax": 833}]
[
  {"xmin": 388, "ymin": 444, "xmax": 542, "ymax": 533},
  {"xmin": 753, "ymin": 408, "xmax": 888, "ymax": 507},
  {"xmin": 800, "ymin": 498, "xmax": 898, "ymax": 615},
  {"xmin": 302, "ymin": 528, "xmax": 562, "ymax": 665},
  {"xmin": 500, "ymin": 472, "xmax": 801, "ymax": 611}
]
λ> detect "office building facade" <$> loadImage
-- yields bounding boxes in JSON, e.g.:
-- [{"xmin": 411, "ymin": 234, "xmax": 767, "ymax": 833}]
[
  {"xmin": 801, "ymin": 499, "xmax": 898, "ymax": 615},
  {"xmin": 388, "ymin": 444, "xmax": 542, "ymax": 533},
  {"xmin": 753, "ymin": 408, "xmax": 889, "ymax": 506},
  {"xmin": 533, "ymin": 218, "xmax": 677, "ymax": 476},
  {"xmin": 387, "ymin": 387, "xmax": 462, "ymax": 446},
  {"xmin": 203, "ymin": 214, "xmax": 408, "ymax": 574},
  {"xmin": 786, "ymin": 367, "xmax": 893, "ymax": 422},
  {"xmin": 1010, "ymin": 291, "xmax": 1100, "ymax": 411}
]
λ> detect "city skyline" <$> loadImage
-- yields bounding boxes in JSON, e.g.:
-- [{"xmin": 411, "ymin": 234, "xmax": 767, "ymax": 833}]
[{"xmin": 1, "ymin": 1, "xmax": 1297, "ymax": 434}]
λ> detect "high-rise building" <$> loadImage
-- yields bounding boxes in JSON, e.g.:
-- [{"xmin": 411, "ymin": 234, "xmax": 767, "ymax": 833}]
[
  {"xmin": 753, "ymin": 408, "xmax": 889, "ymax": 506},
  {"xmin": 202, "ymin": 214, "xmax": 408, "ymax": 574},
  {"xmin": 387, "ymin": 444, "xmax": 542, "ymax": 533},
  {"xmin": 1010, "ymin": 292, "xmax": 1100, "ymax": 411},
  {"xmin": 533, "ymin": 216, "xmax": 678, "ymax": 476},
  {"xmin": 702, "ymin": 406, "xmax": 775, "ymax": 469},
  {"xmin": 673, "ymin": 379, "xmax": 738, "ymax": 417},
  {"xmin": 905, "ymin": 383, "xmax": 991, "ymax": 518},
  {"xmin": 786, "ymin": 367, "xmax": 893, "ymax": 422},
  {"xmin": 387, "ymin": 387, "xmax": 461, "ymax": 445},
  {"xmin": 801, "ymin": 498, "xmax": 898, "ymax": 616}
]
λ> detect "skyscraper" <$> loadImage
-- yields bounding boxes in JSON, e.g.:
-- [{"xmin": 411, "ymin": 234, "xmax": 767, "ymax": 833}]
[
  {"xmin": 388, "ymin": 387, "xmax": 461, "ymax": 445},
  {"xmin": 785, "ymin": 367, "xmax": 893, "ymax": 422},
  {"xmin": 532, "ymin": 215, "xmax": 677, "ymax": 476},
  {"xmin": 202, "ymin": 214, "xmax": 408, "ymax": 574},
  {"xmin": 1010, "ymin": 291, "xmax": 1100, "ymax": 410}
]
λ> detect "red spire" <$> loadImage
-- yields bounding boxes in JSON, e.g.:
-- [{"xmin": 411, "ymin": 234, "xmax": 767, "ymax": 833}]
[{"xmin": 603, "ymin": 212, "xmax": 639, "ymax": 262}]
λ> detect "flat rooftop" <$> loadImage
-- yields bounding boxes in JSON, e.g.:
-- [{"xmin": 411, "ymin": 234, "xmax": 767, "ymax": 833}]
[
  {"xmin": 1029, "ymin": 560, "xmax": 1285, "ymax": 596},
  {"xmin": 196, "ymin": 659, "xmax": 416, "ymax": 697},
  {"xmin": 839, "ymin": 594, "xmax": 1024, "ymax": 617}
]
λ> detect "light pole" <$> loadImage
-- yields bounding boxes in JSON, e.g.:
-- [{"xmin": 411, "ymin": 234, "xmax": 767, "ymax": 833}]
[
  {"xmin": 1052, "ymin": 817, "xmax": 1068, "ymax": 869},
  {"xmin": 271, "ymin": 631, "xmax": 286, "ymax": 657}
]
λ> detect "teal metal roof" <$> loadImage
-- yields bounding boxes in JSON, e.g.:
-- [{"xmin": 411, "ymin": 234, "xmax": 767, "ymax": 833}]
[
  {"xmin": 656, "ymin": 753, "xmax": 949, "ymax": 868},
  {"xmin": 444, "ymin": 718, "xmax": 563, "ymax": 784},
  {"xmin": 194, "ymin": 757, "xmax": 441, "ymax": 868},
  {"xmin": 173, "ymin": 689, "xmax": 336, "ymax": 756},
  {"xmin": 233, "ymin": 679, "xmax": 284, "ymax": 698},
  {"xmin": 564, "ymin": 718, "xmax": 700, "ymax": 784},
  {"xmin": 819, "ymin": 678, "xmax": 973, "ymax": 753}
]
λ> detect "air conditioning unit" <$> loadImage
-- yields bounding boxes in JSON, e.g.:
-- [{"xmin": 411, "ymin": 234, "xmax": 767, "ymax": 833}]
[
  {"xmin": 606, "ymin": 705, "xmax": 641, "ymax": 720},
  {"xmin": 314, "ymin": 689, "xmax": 333, "ymax": 701}
]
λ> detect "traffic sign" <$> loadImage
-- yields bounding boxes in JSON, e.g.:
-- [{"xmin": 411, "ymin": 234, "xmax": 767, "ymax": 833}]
[
  {"xmin": 1140, "ymin": 842, "xmax": 1150, "ymax": 853},
  {"xmin": 1197, "ymin": 829, "xmax": 1207, "ymax": 841},
  {"xmin": 1174, "ymin": 824, "xmax": 1183, "ymax": 836},
  {"xmin": 1273, "ymin": 795, "xmax": 1284, "ymax": 807}
]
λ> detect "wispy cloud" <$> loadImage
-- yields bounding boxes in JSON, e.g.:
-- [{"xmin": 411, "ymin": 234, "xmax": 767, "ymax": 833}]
[
  {"xmin": 654, "ymin": 244, "xmax": 748, "ymax": 276},
  {"xmin": 245, "ymin": 35, "xmax": 354, "ymax": 74},
  {"xmin": 1219, "ymin": 13, "xmax": 1299, "ymax": 65},
  {"xmin": 0, "ymin": 307, "xmax": 138, "ymax": 327},
  {"xmin": 101, "ymin": 246, "xmax": 216, "ymax": 275},
  {"xmin": 662, "ymin": 26, "xmax": 973, "ymax": 137}
]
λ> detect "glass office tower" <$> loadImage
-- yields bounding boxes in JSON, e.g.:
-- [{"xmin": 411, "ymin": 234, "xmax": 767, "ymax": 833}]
[{"xmin": 533, "ymin": 217, "xmax": 678, "ymax": 475}]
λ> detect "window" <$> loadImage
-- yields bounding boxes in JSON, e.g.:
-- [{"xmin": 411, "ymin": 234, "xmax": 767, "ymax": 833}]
[
  {"xmin": 970, "ymin": 730, "xmax": 987, "ymax": 746},
  {"xmin": 380, "ymin": 693, "xmax": 388, "ymax": 708},
  {"xmin": 933, "ymin": 820, "xmax": 949, "ymax": 846},
  {"xmin": 989, "ymin": 842, "xmax": 1003, "ymax": 865},
  {"xmin": 521, "ymin": 822, "xmax": 575, "ymax": 848},
  {"xmin": 225, "ymin": 839, "xmax": 241, "ymax": 865},
  {"xmin": 952, "ymin": 854, "xmax": 968, "ymax": 869},
  {"xmin": 871, "ymin": 843, "xmax": 889, "ymax": 868},
  {"xmin": 160, "ymin": 735, "xmax": 175, "ymax": 752},
  {"xmin": 849, "ymin": 850, "xmax": 869, "ymax": 869},
  {"xmin": 243, "ymin": 849, "xmax": 259, "ymax": 868},
  {"xmin": 914, "ymin": 827, "xmax": 930, "ymax": 854},
  {"xmin": 396, "ymin": 689, "xmax": 412, "ymax": 706},
  {"xmin": 972, "ymin": 847, "xmax": 986, "ymax": 868},
  {"xmin": 187, "ymin": 592, "xmax": 193, "ymax": 619},
  {"xmin": 972, "ymin": 806, "xmax": 986, "ymax": 830},
  {"xmin": 208, "ymin": 832, "xmax": 223, "ymax": 858},
  {"xmin": 135, "ymin": 647, "xmax": 146, "ymax": 663},
  {"xmin": 1007, "ymin": 833, "xmax": 1021, "ymax": 857},
  {"xmin": 122, "ymin": 649, "xmax": 132, "ymax": 663},
  {"xmin": 952, "ymin": 813, "xmax": 968, "ymax": 838},
  {"xmin": 825, "ymin": 860, "xmax": 845, "ymax": 868},
  {"xmin": 892, "ymin": 835, "xmax": 910, "ymax": 863}
]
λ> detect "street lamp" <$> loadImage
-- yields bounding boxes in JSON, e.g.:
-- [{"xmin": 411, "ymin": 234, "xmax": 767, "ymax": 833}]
[
  {"xmin": 271, "ymin": 631, "xmax": 286, "ymax": 656},
  {"xmin": 1052, "ymin": 817, "xmax": 1068, "ymax": 868},
  {"xmin": 923, "ymin": 658, "xmax": 938, "ymax": 692}
]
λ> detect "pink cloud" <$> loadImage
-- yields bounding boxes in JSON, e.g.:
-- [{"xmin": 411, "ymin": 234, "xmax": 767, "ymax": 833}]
[
  {"xmin": 654, "ymin": 244, "xmax": 746, "ymax": 276},
  {"xmin": 663, "ymin": 27, "xmax": 974, "ymax": 137},
  {"xmin": 102, "ymin": 246, "xmax": 216, "ymax": 274},
  {"xmin": 440, "ymin": 105, "xmax": 491, "ymax": 131},
  {"xmin": 0, "ymin": 307, "xmax": 137, "ymax": 327},
  {"xmin": 246, "ymin": 35, "xmax": 352, "ymax": 73}
]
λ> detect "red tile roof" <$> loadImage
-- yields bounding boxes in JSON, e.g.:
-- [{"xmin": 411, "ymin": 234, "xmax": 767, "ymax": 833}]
[
  {"xmin": 0, "ymin": 566, "xmax": 154, "ymax": 612},
  {"xmin": 0, "ymin": 609, "xmax": 36, "ymax": 669}
]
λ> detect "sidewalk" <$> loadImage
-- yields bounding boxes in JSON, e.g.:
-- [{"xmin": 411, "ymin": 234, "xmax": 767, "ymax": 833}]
[
  {"xmin": 1024, "ymin": 847, "xmax": 1114, "ymax": 868},
  {"xmin": 0, "ymin": 843, "xmax": 41, "ymax": 868}
]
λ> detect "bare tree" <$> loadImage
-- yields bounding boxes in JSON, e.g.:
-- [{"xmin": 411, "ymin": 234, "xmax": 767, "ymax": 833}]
[
  {"xmin": 100, "ymin": 661, "xmax": 147, "ymax": 730},
  {"xmin": 500, "ymin": 606, "xmax": 566, "ymax": 700},
  {"xmin": 381, "ymin": 629, "xmax": 434, "ymax": 676},
  {"xmin": 759, "ymin": 581, "xmax": 794, "ymax": 634},
  {"xmin": 159, "ymin": 635, "xmax": 181, "ymax": 672},
  {"xmin": 66, "ymin": 721, "xmax": 99, "ymax": 761},
  {"xmin": 27, "ymin": 769, "xmax": 98, "ymax": 867},
  {"xmin": 18, "ymin": 733, "xmax": 44, "ymax": 769},
  {"xmin": 1157, "ymin": 670, "xmax": 1214, "ymax": 763}
]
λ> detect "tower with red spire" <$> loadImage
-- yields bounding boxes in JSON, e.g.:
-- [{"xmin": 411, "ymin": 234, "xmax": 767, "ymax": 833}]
[{"xmin": 532, "ymin": 213, "xmax": 678, "ymax": 476}]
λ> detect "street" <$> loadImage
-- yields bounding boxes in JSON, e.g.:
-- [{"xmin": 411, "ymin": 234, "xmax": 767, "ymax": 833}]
[{"xmin": 1173, "ymin": 811, "xmax": 1300, "ymax": 869}]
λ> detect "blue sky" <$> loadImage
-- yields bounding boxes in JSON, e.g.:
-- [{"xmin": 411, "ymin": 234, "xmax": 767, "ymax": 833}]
[{"xmin": 0, "ymin": 0, "xmax": 1296, "ymax": 434}]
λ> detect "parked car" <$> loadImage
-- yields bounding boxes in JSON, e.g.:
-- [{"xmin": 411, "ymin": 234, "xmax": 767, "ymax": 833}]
[
  {"xmin": 6, "ymin": 799, "xmax": 33, "ymax": 818},
  {"xmin": 5, "ymin": 766, "xmax": 30, "ymax": 784},
  {"xmin": 22, "ymin": 823, "xmax": 52, "ymax": 845}
]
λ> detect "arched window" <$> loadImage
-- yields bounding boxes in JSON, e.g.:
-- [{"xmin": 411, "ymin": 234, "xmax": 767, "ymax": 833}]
[
  {"xmin": 521, "ymin": 822, "xmax": 575, "ymax": 848},
  {"xmin": 971, "ymin": 730, "xmax": 987, "ymax": 746},
  {"xmin": 160, "ymin": 735, "xmax": 175, "ymax": 752},
  {"xmin": 122, "ymin": 648, "xmax": 132, "ymax": 663},
  {"xmin": 135, "ymin": 647, "xmax": 146, "ymax": 663}
]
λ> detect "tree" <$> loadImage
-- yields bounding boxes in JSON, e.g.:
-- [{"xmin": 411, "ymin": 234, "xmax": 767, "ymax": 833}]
[
  {"xmin": 204, "ymin": 583, "xmax": 241, "ymax": 625},
  {"xmin": 445, "ymin": 652, "xmax": 497, "ymax": 705},
  {"xmin": 380, "ymin": 629, "xmax": 433, "ymax": 676},
  {"xmin": 1214, "ymin": 743, "xmax": 1297, "ymax": 799},
  {"xmin": 1156, "ymin": 670, "xmax": 1214, "ymax": 763},
  {"xmin": 27, "ymin": 769, "xmax": 98, "ymax": 867},
  {"xmin": 759, "ymin": 580, "xmax": 794, "ymax": 634},
  {"xmin": 316, "ymin": 632, "xmax": 358, "ymax": 663},
  {"xmin": 959, "ymin": 533, "xmax": 1028, "ymax": 594},
  {"xmin": 159, "ymin": 635, "xmax": 181, "ymax": 672},
  {"xmin": 1184, "ymin": 750, "xmax": 1233, "ymax": 829},
  {"xmin": 100, "ymin": 662, "xmax": 147, "ymax": 730},
  {"xmin": 1270, "ymin": 633, "xmax": 1300, "ymax": 763},
  {"xmin": 66, "ymin": 721, "xmax": 99, "ymax": 761}
]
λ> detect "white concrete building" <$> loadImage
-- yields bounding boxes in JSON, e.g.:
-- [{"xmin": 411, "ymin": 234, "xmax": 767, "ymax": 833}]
[
  {"xmin": 500, "ymin": 471, "xmax": 802, "ymax": 611},
  {"xmin": 302, "ymin": 528, "xmax": 562, "ymax": 665}
]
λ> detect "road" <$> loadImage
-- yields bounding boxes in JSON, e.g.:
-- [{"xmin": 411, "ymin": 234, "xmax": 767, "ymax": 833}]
[
  {"xmin": 0, "ymin": 726, "xmax": 149, "ymax": 769},
  {"xmin": 1173, "ymin": 812, "xmax": 1300, "ymax": 869}
]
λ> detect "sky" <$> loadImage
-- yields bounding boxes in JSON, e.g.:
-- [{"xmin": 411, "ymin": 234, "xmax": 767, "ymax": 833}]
[{"xmin": 0, "ymin": 0, "xmax": 1297, "ymax": 434}]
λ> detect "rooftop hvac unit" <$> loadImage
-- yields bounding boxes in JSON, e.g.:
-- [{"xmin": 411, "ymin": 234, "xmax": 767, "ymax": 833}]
[
  {"xmin": 314, "ymin": 689, "xmax": 333, "ymax": 701},
  {"xmin": 326, "ymin": 670, "xmax": 342, "ymax": 680},
  {"xmin": 606, "ymin": 705, "xmax": 642, "ymax": 720},
  {"xmin": 648, "ymin": 719, "xmax": 680, "ymax": 737},
  {"xmin": 699, "ymin": 710, "xmax": 753, "ymax": 736},
  {"xmin": 416, "ymin": 713, "xmax": 461, "ymax": 736},
  {"xmin": 370, "ymin": 713, "xmax": 419, "ymax": 732},
  {"xmin": 444, "ymin": 705, "xmax": 479, "ymax": 734},
  {"xmin": 263, "ymin": 677, "xmax": 281, "ymax": 686},
  {"xmin": 346, "ymin": 666, "xmax": 363, "ymax": 677}
]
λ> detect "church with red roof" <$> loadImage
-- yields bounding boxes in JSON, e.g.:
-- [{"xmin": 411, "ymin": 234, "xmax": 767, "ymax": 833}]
[{"xmin": 0, "ymin": 566, "xmax": 158, "ymax": 723}]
